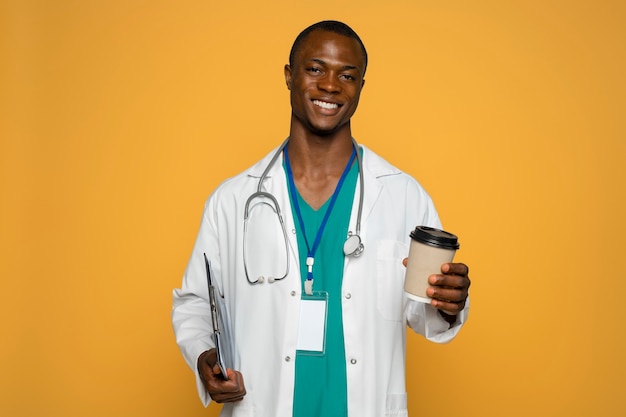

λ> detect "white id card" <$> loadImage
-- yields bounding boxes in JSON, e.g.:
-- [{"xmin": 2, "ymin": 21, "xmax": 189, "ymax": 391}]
[{"xmin": 296, "ymin": 292, "xmax": 327, "ymax": 355}]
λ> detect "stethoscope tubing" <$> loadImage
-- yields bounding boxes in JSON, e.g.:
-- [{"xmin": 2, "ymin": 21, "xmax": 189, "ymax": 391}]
[{"xmin": 243, "ymin": 137, "xmax": 365, "ymax": 284}]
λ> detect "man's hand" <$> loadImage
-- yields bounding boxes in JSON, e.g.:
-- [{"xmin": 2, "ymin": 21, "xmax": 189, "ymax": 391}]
[
  {"xmin": 197, "ymin": 349, "xmax": 246, "ymax": 403},
  {"xmin": 402, "ymin": 259, "xmax": 471, "ymax": 318},
  {"xmin": 426, "ymin": 262, "xmax": 470, "ymax": 317}
]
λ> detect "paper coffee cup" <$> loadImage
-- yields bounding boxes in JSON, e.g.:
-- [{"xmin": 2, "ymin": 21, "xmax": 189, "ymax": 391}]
[{"xmin": 404, "ymin": 226, "xmax": 460, "ymax": 303}]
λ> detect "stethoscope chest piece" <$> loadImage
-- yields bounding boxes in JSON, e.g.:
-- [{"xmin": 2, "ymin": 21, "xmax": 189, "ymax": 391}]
[{"xmin": 343, "ymin": 233, "xmax": 364, "ymax": 257}]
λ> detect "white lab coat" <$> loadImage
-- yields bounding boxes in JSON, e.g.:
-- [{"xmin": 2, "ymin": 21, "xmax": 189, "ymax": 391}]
[{"xmin": 172, "ymin": 144, "xmax": 469, "ymax": 417}]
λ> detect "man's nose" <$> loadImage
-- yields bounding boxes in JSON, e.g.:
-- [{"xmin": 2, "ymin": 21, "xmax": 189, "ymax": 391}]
[{"xmin": 318, "ymin": 73, "xmax": 341, "ymax": 93}]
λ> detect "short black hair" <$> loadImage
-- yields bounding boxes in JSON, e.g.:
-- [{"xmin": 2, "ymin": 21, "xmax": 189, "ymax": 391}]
[{"xmin": 288, "ymin": 20, "xmax": 368, "ymax": 76}]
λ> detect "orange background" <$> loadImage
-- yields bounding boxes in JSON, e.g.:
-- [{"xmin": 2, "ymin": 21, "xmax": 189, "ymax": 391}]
[{"xmin": 2, "ymin": 1, "xmax": 625, "ymax": 416}]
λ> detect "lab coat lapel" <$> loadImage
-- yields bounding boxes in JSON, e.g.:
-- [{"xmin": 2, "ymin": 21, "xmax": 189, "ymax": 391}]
[{"xmin": 349, "ymin": 145, "xmax": 383, "ymax": 238}]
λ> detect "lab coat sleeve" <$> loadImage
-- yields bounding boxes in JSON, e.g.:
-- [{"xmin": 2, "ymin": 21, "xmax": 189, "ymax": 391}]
[
  {"xmin": 405, "ymin": 297, "xmax": 470, "ymax": 343},
  {"xmin": 172, "ymin": 195, "xmax": 221, "ymax": 407},
  {"xmin": 403, "ymin": 176, "xmax": 470, "ymax": 343}
]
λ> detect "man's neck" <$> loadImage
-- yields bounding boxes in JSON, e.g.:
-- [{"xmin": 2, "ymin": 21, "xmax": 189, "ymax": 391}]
[{"xmin": 286, "ymin": 127, "xmax": 355, "ymax": 210}]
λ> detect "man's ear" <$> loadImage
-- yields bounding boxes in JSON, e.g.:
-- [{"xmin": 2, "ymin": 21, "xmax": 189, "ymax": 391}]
[{"xmin": 284, "ymin": 64, "xmax": 292, "ymax": 90}]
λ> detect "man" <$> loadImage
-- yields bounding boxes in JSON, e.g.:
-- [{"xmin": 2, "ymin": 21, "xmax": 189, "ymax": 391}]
[{"xmin": 172, "ymin": 20, "xmax": 470, "ymax": 416}]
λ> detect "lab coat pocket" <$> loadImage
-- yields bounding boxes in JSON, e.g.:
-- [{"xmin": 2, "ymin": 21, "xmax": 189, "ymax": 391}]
[
  {"xmin": 376, "ymin": 240, "xmax": 409, "ymax": 321},
  {"xmin": 385, "ymin": 392, "xmax": 408, "ymax": 417}
]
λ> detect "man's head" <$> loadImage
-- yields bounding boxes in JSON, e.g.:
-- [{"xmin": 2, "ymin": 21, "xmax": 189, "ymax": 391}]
[
  {"xmin": 285, "ymin": 21, "xmax": 367, "ymax": 137},
  {"xmin": 289, "ymin": 20, "xmax": 368, "ymax": 76}
]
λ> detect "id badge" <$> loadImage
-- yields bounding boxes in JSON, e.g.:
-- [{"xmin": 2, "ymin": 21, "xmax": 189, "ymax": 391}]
[{"xmin": 296, "ymin": 291, "xmax": 328, "ymax": 356}]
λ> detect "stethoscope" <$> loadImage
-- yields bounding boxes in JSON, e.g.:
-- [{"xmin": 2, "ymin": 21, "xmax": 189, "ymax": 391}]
[{"xmin": 243, "ymin": 137, "xmax": 365, "ymax": 285}]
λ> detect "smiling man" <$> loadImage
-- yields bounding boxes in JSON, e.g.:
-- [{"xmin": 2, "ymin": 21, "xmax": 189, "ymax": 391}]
[
  {"xmin": 172, "ymin": 20, "xmax": 471, "ymax": 417},
  {"xmin": 286, "ymin": 27, "xmax": 365, "ymax": 140}
]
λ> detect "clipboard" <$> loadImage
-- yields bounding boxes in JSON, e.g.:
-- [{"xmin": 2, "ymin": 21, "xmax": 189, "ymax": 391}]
[{"xmin": 204, "ymin": 253, "xmax": 234, "ymax": 380}]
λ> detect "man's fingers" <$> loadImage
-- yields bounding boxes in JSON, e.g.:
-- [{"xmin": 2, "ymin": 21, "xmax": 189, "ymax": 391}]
[
  {"xmin": 427, "ymin": 285, "xmax": 468, "ymax": 303},
  {"xmin": 442, "ymin": 262, "xmax": 469, "ymax": 277},
  {"xmin": 215, "ymin": 392, "xmax": 246, "ymax": 403},
  {"xmin": 428, "ymin": 273, "xmax": 467, "ymax": 289},
  {"xmin": 207, "ymin": 369, "xmax": 246, "ymax": 403},
  {"xmin": 431, "ymin": 298, "xmax": 465, "ymax": 315},
  {"xmin": 430, "ymin": 263, "xmax": 471, "ymax": 291},
  {"xmin": 212, "ymin": 364, "xmax": 226, "ymax": 378}
]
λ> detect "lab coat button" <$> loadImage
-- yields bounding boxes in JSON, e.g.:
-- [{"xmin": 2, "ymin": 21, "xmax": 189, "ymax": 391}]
[
  {"xmin": 345, "ymin": 292, "xmax": 352, "ymax": 299},
  {"xmin": 285, "ymin": 356, "xmax": 291, "ymax": 362},
  {"xmin": 350, "ymin": 358, "xmax": 357, "ymax": 365},
  {"xmin": 290, "ymin": 291, "xmax": 297, "ymax": 296}
]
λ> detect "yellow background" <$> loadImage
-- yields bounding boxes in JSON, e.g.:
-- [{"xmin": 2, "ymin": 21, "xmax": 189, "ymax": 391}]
[{"xmin": 2, "ymin": 0, "xmax": 625, "ymax": 415}]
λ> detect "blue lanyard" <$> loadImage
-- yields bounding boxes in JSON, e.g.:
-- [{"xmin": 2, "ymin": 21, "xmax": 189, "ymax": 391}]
[{"xmin": 284, "ymin": 145, "xmax": 356, "ymax": 293}]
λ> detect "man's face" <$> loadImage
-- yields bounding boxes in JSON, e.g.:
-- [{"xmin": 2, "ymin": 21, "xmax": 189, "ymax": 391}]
[{"xmin": 285, "ymin": 30, "xmax": 366, "ymax": 136}]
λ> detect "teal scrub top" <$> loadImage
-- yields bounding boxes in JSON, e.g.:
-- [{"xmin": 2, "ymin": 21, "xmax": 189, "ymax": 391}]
[{"xmin": 285, "ymin": 157, "xmax": 359, "ymax": 417}]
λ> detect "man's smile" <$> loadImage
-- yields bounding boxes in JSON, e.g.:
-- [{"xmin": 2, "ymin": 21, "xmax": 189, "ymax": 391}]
[{"xmin": 313, "ymin": 99, "xmax": 340, "ymax": 110}]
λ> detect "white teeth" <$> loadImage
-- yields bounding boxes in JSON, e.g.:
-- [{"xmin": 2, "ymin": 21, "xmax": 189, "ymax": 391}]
[{"xmin": 313, "ymin": 100, "xmax": 338, "ymax": 110}]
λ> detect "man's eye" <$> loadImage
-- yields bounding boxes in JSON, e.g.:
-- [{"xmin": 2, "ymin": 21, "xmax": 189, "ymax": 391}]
[
  {"xmin": 306, "ymin": 67, "xmax": 322, "ymax": 74},
  {"xmin": 341, "ymin": 74, "xmax": 355, "ymax": 81}
]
